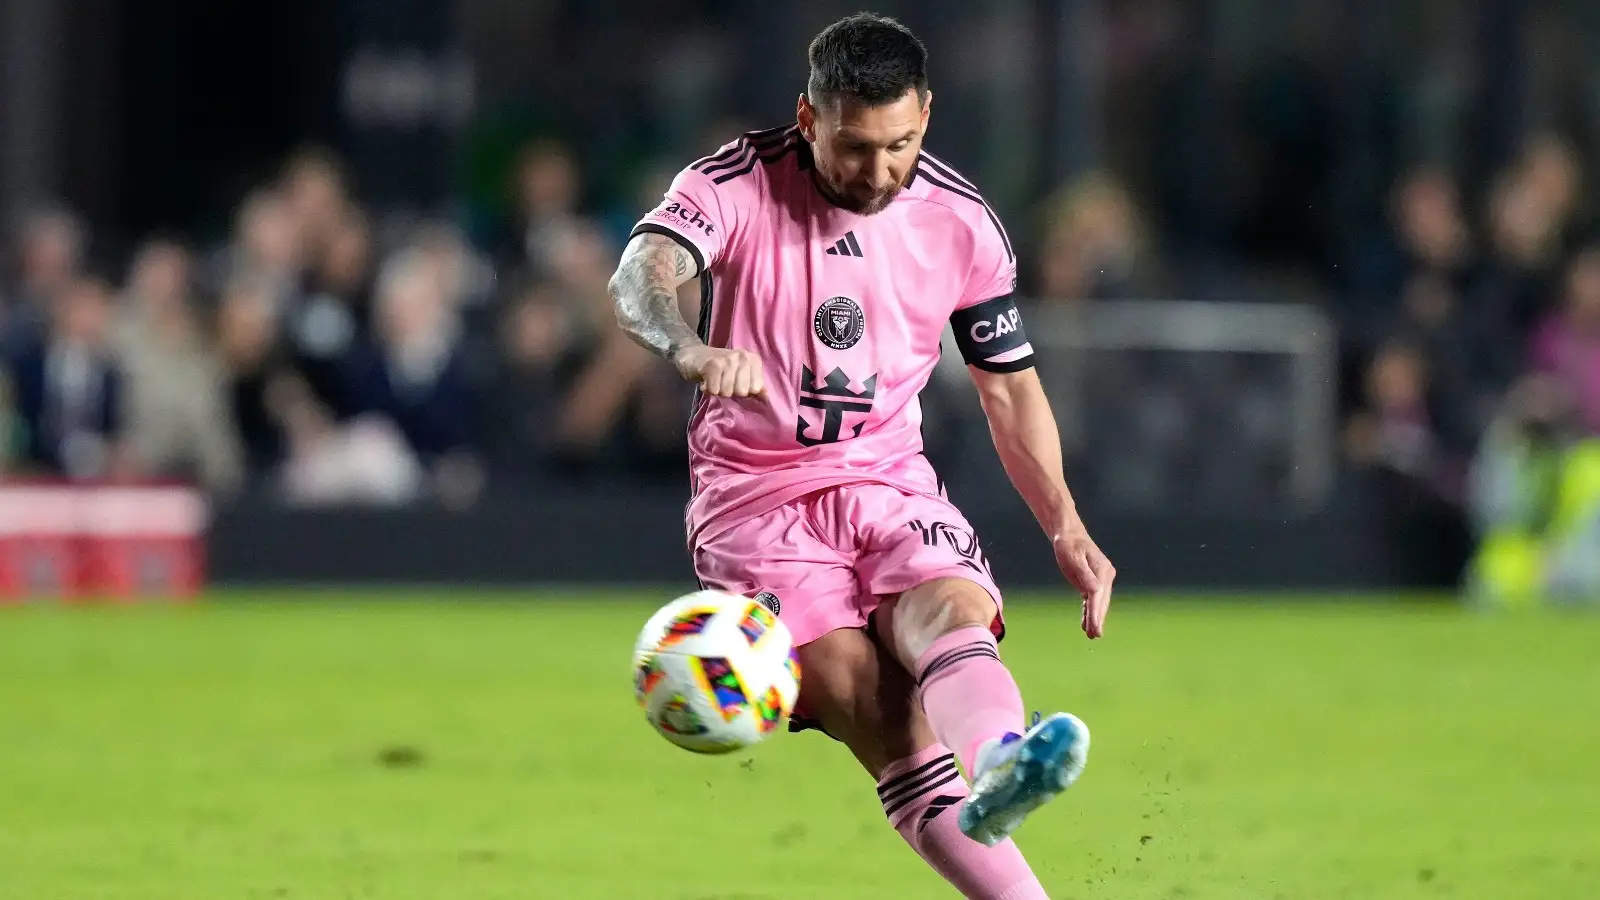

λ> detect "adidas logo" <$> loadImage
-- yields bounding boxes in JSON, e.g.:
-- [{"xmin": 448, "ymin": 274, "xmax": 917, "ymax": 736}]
[{"xmin": 824, "ymin": 232, "xmax": 864, "ymax": 258}]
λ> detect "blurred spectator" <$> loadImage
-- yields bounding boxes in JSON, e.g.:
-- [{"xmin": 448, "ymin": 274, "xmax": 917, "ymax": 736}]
[
  {"xmin": 1344, "ymin": 340, "xmax": 1460, "ymax": 501},
  {"xmin": 304, "ymin": 206, "xmax": 374, "ymax": 316},
  {"xmin": 3, "ymin": 207, "xmax": 87, "ymax": 349},
  {"xmin": 410, "ymin": 220, "xmax": 497, "ymax": 325},
  {"xmin": 485, "ymin": 279, "xmax": 574, "ymax": 473},
  {"xmin": 499, "ymin": 139, "xmax": 585, "ymax": 280},
  {"xmin": 113, "ymin": 240, "xmax": 243, "ymax": 493},
  {"xmin": 1527, "ymin": 246, "xmax": 1600, "ymax": 434},
  {"xmin": 1022, "ymin": 171, "xmax": 1154, "ymax": 461},
  {"xmin": 540, "ymin": 219, "xmax": 689, "ymax": 472},
  {"xmin": 1352, "ymin": 168, "xmax": 1475, "ymax": 327},
  {"xmin": 1519, "ymin": 133, "xmax": 1585, "ymax": 238},
  {"xmin": 7, "ymin": 275, "xmax": 125, "ymax": 479},
  {"xmin": 1381, "ymin": 271, "xmax": 1486, "ymax": 454},
  {"xmin": 287, "ymin": 207, "xmax": 370, "ymax": 412},
  {"xmin": 278, "ymin": 147, "xmax": 351, "ymax": 267},
  {"xmin": 216, "ymin": 189, "xmax": 306, "ymax": 306},
  {"xmin": 1347, "ymin": 339, "xmax": 1476, "ymax": 585},
  {"xmin": 1469, "ymin": 137, "xmax": 1583, "ymax": 358},
  {"xmin": 545, "ymin": 219, "xmax": 622, "ymax": 338},
  {"xmin": 1033, "ymin": 170, "xmax": 1153, "ymax": 303},
  {"xmin": 217, "ymin": 275, "xmax": 295, "ymax": 471},
  {"xmin": 276, "ymin": 375, "xmax": 424, "ymax": 508},
  {"xmin": 341, "ymin": 249, "xmax": 483, "ymax": 506}
]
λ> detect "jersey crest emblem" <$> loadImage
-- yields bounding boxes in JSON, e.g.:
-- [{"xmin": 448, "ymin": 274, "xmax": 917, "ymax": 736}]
[{"xmin": 814, "ymin": 296, "xmax": 864, "ymax": 350}]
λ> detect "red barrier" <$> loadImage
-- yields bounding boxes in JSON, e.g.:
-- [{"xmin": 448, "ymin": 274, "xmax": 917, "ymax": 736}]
[{"xmin": 0, "ymin": 483, "xmax": 207, "ymax": 602}]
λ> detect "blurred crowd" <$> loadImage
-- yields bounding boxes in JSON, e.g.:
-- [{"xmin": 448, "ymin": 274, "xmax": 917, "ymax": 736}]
[
  {"xmin": 1325, "ymin": 133, "xmax": 1600, "ymax": 602},
  {"xmin": 0, "ymin": 144, "xmax": 693, "ymax": 508},
  {"xmin": 0, "ymin": 121, "xmax": 1163, "ymax": 513},
  {"xmin": 8, "ymin": 119, "xmax": 1600, "ymax": 592}
]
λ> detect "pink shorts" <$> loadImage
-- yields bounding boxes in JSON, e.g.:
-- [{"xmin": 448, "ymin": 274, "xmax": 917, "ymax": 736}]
[{"xmin": 691, "ymin": 482, "xmax": 1005, "ymax": 649}]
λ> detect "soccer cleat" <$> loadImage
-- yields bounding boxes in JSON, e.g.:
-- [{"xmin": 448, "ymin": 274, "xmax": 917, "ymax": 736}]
[{"xmin": 958, "ymin": 711, "xmax": 1090, "ymax": 846}]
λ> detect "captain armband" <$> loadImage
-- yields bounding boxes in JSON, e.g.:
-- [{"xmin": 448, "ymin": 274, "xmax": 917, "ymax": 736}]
[{"xmin": 949, "ymin": 296, "xmax": 1036, "ymax": 373}]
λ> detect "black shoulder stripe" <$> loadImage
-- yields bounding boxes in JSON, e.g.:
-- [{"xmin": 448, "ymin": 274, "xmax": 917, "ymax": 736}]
[
  {"xmin": 690, "ymin": 126, "xmax": 796, "ymax": 171},
  {"xmin": 699, "ymin": 145, "xmax": 756, "ymax": 177},
  {"xmin": 915, "ymin": 169, "xmax": 1015, "ymax": 262},
  {"xmin": 711, "ymin": 137, "xmax": 800, "ymax": 185},
  {"xmin": 918, "ymin": 152, "xmax": 978, "ymax": 192},
  {"xmin": 747, "ymin": 125, "xmax": 797, "ymax": 147},
  {"xmin": 757, "ymin": 136, "xmax": 800, "ymax": 161},
  {"xmin": 691, "ymin": 143, "xmax": 744, "ymax": 172},
  {"xmin": 918, "ymin": 154, "xmax": 1015, "ymax": 256},
  {"xmin": 919, "ymin": 153, "xmax": 1016, "ymax": 262},
  {"xmin": 744, "ymin": 123, "xmax": 794, "ymax": 142}
]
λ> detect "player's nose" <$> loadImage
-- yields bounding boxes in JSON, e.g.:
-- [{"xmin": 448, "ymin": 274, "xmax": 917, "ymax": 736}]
[{"xmin": 867, "ymin": 152, "xmax": 895, "ymax": 188}]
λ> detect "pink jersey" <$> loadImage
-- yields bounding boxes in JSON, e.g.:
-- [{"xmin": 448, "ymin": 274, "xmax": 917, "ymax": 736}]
[{"xmin": 632, "ymin": 125, "xmax": 1032, "ymax": 544}]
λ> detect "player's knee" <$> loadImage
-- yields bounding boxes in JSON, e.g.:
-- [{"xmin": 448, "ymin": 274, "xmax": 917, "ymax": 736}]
[{"xmin": 886, "ymin": 578, "xmax": 998, "ymax": 665}]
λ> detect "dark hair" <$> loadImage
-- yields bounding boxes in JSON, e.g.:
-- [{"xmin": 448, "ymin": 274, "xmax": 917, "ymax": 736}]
[{"xmin": 807, "ymin": 13, "xmax": 928, "ymax": 106}]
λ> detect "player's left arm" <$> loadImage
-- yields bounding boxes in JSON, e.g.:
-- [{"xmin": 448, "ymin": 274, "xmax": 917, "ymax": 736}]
[
  {"xmin": 968, "ymin": 362, "xmax": 1114, "ymax": 639},
  {"xmin": 951, "ymin": 225, "xmax": 1114, "ymax": 638}
]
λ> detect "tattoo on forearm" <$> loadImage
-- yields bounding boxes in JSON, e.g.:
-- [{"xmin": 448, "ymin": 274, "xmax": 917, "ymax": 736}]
[{"xmin": 611, "ymin": 235, "xmax": 700, "ymax": 362}]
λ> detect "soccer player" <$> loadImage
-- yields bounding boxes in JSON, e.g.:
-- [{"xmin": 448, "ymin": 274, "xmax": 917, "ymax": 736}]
[{"xmin": 610, "ymin": 13, "xmax": 1115, "ymax": 898}]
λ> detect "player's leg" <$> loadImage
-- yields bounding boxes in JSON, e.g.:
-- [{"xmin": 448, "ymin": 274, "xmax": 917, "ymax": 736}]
[
  {"xmin": 796, "ymin": 626, "xmax": 1049, "ymax": 900},
  {"xmin": 854, "ymin": 492, "xmax": 1090, "ymax": 847},
  {"xmin": 881, "ymin": 578, "xmax": 1088, "ymax": 846}
]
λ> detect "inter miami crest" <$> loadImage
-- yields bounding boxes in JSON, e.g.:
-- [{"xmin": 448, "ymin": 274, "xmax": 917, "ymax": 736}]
[
  {"xmin": 753, "ymin": 591, "xmax": 781, "ymax": 616},
  {"xmin": 814, "ymin": 297, "xmax": 864, "ymax": 350}
]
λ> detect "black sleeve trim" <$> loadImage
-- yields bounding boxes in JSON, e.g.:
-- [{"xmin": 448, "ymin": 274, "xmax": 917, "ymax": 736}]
[
  {"xmin": 970, "ymin": 355, "xmax": 1036, "ymax": 374},
  {"xmin": 629, "ymin": 223, "xmax": 707, "ymax": 278}
]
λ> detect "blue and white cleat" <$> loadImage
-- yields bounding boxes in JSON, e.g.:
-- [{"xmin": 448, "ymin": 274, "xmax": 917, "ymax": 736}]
[{"xmin": 958, "ymin": 711, "xmax": 1091, "ymax": 846}]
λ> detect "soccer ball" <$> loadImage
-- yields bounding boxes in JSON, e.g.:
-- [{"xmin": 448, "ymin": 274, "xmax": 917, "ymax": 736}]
[{"xmin": 632, "ymin": 590, "xmax": 801, "ymax": 754}]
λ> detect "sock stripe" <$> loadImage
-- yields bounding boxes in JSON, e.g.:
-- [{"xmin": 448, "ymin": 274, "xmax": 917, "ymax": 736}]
[
  {"xmin": 915, "ymin": 794, "xmax": 964, "ymax": 835},
  {"xmin": 917, "ymin": 642, "xmax": 1000, "ymax": 686},
  {"xmin": 878, "ymin": 760, "xmax": 961, "ymax": 809},
  {"xmin": 883, "ymin": 769, "xmax": 964, "ymax": 818},
  {"xmin": 876, "ymin": 753, "xmax": 957, "ymax": 800}
]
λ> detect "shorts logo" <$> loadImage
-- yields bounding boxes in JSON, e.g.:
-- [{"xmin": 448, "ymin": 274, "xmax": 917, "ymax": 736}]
[
  {"xmin": 814, "ymin": 297, "xmax": 864, "ymax": 350},
  {"xmin": 753, "ymin": 591, "xmax": 781, "ymax": 616},
  {"xmin": 906, "ymin": 519, "xmax": 992, "ymax": 577}
]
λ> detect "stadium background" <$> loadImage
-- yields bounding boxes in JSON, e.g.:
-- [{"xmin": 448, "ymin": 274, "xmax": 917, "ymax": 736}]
[{"xmin": 1, "ymin": 2, "xmax": 1597, "ymax": 899}]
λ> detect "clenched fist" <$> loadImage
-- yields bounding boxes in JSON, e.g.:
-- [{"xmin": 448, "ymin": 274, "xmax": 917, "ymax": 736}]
[{"xmin": 673, "ymin": 345, "xmax": 767, "ymax": 400}]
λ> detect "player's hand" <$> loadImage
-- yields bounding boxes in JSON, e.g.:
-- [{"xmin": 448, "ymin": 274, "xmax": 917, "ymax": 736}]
[
  {"xmin": 674, "ymin": 344, "xmax": 767, "ymax": 400},
  {"xmin": 1052, "ymin": 527, "xmax": 1115, "ymax": 639}
]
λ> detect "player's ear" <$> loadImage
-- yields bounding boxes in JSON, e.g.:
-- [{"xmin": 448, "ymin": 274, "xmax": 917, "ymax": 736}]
[
  {"xmin": 797, "ymin": 93, "xmax": 816, "ymax": 141},
  {"xmin": 921, "ymin": 90, "xmax": 933, "ymax": 127}
]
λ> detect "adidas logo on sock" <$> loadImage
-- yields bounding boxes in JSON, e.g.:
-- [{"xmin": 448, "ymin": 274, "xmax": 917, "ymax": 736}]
[{"xmin": 824, "ymin": 231, "xmax": 864, "ymax": 257}]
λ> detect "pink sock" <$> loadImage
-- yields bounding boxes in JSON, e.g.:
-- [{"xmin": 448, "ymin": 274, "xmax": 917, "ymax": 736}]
[
  {"xmin": 915, "ymin": 626, "xmax": 1026, "ymax": 777},
  {"xmin": 878, "ymin": 745, "xmax": 1048, "ymax": 899}
]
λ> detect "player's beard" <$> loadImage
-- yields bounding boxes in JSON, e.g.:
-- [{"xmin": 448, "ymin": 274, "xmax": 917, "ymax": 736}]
[
  {"xmin": 851, "ymin": 183, "xmax": 901, "ymax": 216},
  {"xmin": 814, "ymin": 163, "xmax": 902, "ymax": 216}
]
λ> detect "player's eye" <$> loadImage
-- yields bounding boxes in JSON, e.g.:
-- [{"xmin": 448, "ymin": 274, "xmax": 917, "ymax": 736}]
[{"xmin": 889, "ymin": 140, "xmax": 910, "ymax": 152}]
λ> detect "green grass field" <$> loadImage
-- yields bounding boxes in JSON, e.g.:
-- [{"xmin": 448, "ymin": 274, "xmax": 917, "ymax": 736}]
[{"xmin": 0, "ymin": 592, "xmax": 1596, "ymax": 899}]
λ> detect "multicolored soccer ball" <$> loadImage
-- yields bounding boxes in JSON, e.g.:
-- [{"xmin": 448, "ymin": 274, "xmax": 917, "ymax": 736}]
[{"xmin": 632, "ymin": 590, "xmax": 801, "ymax": 754}]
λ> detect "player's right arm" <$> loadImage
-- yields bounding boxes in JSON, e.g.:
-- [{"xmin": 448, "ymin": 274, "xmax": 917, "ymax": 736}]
[
  {"xmin": 610, "ymin": 164, "xmax": 766, "ymax": 399},
  {"xmin": 609, "ymin": 233, "xmax": 702, "ymax": 362}
]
